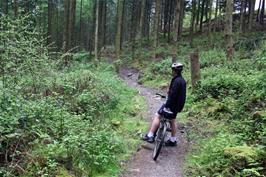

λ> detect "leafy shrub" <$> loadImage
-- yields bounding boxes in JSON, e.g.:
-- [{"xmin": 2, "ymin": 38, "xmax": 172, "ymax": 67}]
[
  {"xmin": 200, "ymin": 49, "xmax": 227, "ymax": 68},
  {"xmin": 195, "ymin": 73, "xmax": 246, "ymax": 100},
  {"xmin": 0, "ymin": 16, "xmax": 146, "ymax": 177},
  {"xmin": 187, "ymin": 132, "xmax": 240, "ymax": 176}
]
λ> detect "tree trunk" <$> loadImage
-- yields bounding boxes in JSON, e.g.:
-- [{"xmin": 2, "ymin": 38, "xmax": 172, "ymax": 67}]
[
  {"xmin": 225, "ymin": 0, "xmax": 234, "ymax": 61},
  {"xmin": 214, "ymin": 0, "xmax": 219, "ymax": 32},
  {"xmin": 120, "ymin": 0, "xmax": 126, "ymax": 49},
  {"xmin": 243, "ymin": 0, "xmax": 248, "ymax": 31},
  {"xmin": 55, "ymin": 0, "xmax": 60, "ymax": 50},
  {"xmin": 63, "ymin": 0, "xmax": 70, "ymax": 53},
  {"xmin": 196, "ymin": 0, "xmax": 201, "ymax": 30},
  {"xmin": 14, "ymin": 0, "xmax": 18, "ymax": 17},
  {"xmin": 79, "ymin": 0, "xmax": 83, "ymax": 49},
  {"xmin": 69, "ymin": 0, "xmax": 76, "ymax": 49},
  {"xmin": 4, "ymin": 0, "xmax": 8, "ymax": 15},
  {"xmin": 205, "ymin": 0, "xmax": 209, "ymax": 22},
  {"xmin": 173, "ymin": 0, "xmax": 181, "ymax": 42},
  {"xmin": 144, "ymin": 0, "xmax": 152, "ymax": 41},
  {"xmin": 207, "ymin": 0, "xmax": 212, "ymax": 34},
  {"xmin": 257, "ymin": 0, "xmax": 262, "ymax": 21},
  {"xmin": 190, "ymin": 0, "xmax": 196, "ymax": 47},
  {"xmin": 178, "ymin": 0, "xmax": 184, "ymax": 35},
  {"xmin": 163, "ymin": 0, "xmax": 168, "ymax": 38},
  {"xmin": 190, "ymin": 50, "xmax": 200, "ymax": 91},
  {"xmin": 131, "ymin": 0, "xmax": 137, "ymax": 60},
  {"xmin": 248, "ymin": 0, "xmax": 255, "ymax": 30},
  {"xmin": 240, "ymin": 0, "xmax": 245, "ymax": 32},
  {"xmin": 154, "ymin": 0, "xmax": 161, "ymax": 59},
  {"xmin": 260, "ymin": 0, "xmax": 265, "ymax": 24},
  {"xmin": 95, "ymin": 0, "xmax": 99, "ymax": 63},
  {"xmin": 115, "ymin": 0, "xmax": 124, "ymax": 62},
  {"xmin": 137, "ymin": 0, "xmax": 146, "ymax": 45},
  {"xmin": 199, "ymin": 0, "xmax": 205, "ymax": 32},
  {"xmin": 167, "ymin": 0, "xmax": 174, "ymax": 42},
  {"xmin": 47, "ymin": 0, "xmax": 53, "ymax": 45},
  {"xmin": 102, "ymin": 1, "xmax": 107, "ymax": 47}
]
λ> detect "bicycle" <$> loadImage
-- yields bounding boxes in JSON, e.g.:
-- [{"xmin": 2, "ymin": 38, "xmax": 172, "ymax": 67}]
[{"xmin": 152, "ymin": 93, "xmax": 173, "ymax": 161}]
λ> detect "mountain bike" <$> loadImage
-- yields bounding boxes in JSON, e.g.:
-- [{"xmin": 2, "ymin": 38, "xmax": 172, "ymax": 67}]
[{"xmin": 152, "ymin": 93, "xmax": 172, "ymax": 161}]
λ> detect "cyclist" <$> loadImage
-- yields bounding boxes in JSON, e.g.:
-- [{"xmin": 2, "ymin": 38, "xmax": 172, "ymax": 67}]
[{"xmin": 143, "ymin": 62, "xmax": 186, "ymax": 146}]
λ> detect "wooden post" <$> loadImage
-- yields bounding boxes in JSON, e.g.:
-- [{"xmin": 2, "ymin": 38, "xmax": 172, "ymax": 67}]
[{"xmin": 190, "ymin": 50, "xmax": 200, "ymax": 91}]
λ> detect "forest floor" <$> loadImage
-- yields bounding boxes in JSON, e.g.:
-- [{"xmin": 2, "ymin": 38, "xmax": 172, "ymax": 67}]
[{"xmin": 119, "ymin": 67, "xmax": 189, "ymax": 177}]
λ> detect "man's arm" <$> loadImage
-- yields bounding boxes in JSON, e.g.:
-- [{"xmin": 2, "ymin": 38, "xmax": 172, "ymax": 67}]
[{"xmin": 165, "ymin": 79, "xmax": 179, "ymax": 108}]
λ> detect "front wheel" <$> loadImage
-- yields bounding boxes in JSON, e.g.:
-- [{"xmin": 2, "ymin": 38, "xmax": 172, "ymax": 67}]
[{"xmin": 152, "ymin": 123, "xmax": 167, "ymax": 161}]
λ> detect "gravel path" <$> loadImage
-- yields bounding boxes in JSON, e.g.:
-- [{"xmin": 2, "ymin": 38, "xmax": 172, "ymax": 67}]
[{"xmin": 119, "ymin": 68, "xmax": 188, "ymax": 177}]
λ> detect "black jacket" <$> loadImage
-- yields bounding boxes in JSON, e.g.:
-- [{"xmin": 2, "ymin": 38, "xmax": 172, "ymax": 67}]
[{"xmin": 165, "ymin": 74, "xmax": 186, "ymax": 114}]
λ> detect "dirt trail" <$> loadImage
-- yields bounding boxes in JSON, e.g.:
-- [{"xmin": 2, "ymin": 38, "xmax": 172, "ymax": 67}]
[{"xmin": 119, "ymin": 68, "xmax": 188, "ymax": 177}]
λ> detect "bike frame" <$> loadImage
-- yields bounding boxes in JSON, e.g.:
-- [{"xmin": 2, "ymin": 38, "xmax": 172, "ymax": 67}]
[{"xmin": 152, "ymin": 115, "xmax": 171, "ymax": 161}]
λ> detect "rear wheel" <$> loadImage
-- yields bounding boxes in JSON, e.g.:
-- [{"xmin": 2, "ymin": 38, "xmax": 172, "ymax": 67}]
[{"xmin": 152, "ymin": 123, "xmax": 167, "ymax": 161}]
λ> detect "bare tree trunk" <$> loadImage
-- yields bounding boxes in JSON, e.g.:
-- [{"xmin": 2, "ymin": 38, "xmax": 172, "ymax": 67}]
[
  {"xmin": 163, "ymin": 0, "xmax": 168, "ymax": 38},
  {"xmin": 131, "ymin": 0, "xmax": 137, "ymax": 60},
  {"xmin": 102, "ymin": 1, "xmax": 107, "ymax": 47},
  {"xmin": 144, "ymin": 0, "xmax": 152, "ymax": 41},
  {"xmin": 178, "ymin": 0, "xmax": 184, "ymax": 35},
  {"xmin": 190, "ymin": 0, "xmax": 196, "ymax": 47},
  {"xmin": 190, "ymin": 50, "xmax": 200, "ymax": 91},
  {"xmin": 207, "ymin": 0, "xmax": 212, "ymax": 33},
  {"xmin": 63, "ymin": 0, "xmax": 70, "ymax": 53},
  {"xmin": 47, "ymin": 0, "xmax": 53, "ymax": 45},
  {"xmin": 115, "ymin": 0, "xmax": 124, "ymax": 63},
  {"xmin": 260, "ymin": 0, "xmax": 265, "ymax": 24},
  {"xmin": 205, "ymin": 0, "xmax": 209, "ymax": 22},
  {"xmin": 173, "ymin": 0, "xmax": 181, "ymax": 42},
  {"xmin": 120, "ymin": 0, "xmax": 126, "ymax": 49},
  {"xmin": 248, "ymin": 0, "xmax": 255, "ymax": 30},
  {"xmin": 243, "ymin": 0, "xmax": 248, "ymax": 31},
  {"xmin": 55, "ymin": 0, "xmax": 60, "ymax": 50},
  {"xmin": 257, "ymin": 0, "xmax": 262, "ymax": 21},
  {"xmin": 199, "ymin": 0, "xmax": 205, "ymax": 32},
  {"xmin": 62, "ymin": 0, "xmax": 70, "ymax": 65},
  {"xmin": 167, "ymin": 0, "xmax": 174, "ymax": 42},
  {"xmin": 14, "ymin": 0, "xmax": 18, "ymax": 17},
  {"xmin": 154, "ymin": 0, "xmax": 161, "ymax": 58},
  {"xmin": 4, "ymin": 0, "xmax": 8, "ymax": 15},
  {"xmin": 240, "ymin": 0, "xmax": 245, "ymax": 32},
  {"xmin": 196, "ymin": 0, "xmax": 201, "ymax": 30},
  {"xmin": 138, "ymin": 0, "xmax": 146, "ymax": 44},
  {"xmin": 69, "ymin": 0, "xmax": 76, "ymax": 49},
  {"xmin": 79, "ymin": 0, "xmax": 83, "ymax": 49},
  {"xmin": 214, "ymin": 0, "xmax": 219, "ymax": 32},
  {"xmin": 95, "ymin": 0, "xmax": 99, "ymax": 63},
  {"xmin": 225, "ymin": 0, "xmax": 234, "ymax": 61}
]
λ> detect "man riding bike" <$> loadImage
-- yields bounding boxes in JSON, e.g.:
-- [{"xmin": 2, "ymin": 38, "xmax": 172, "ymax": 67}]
[{"xmin": 143, "ymin": 62, "xmax": 186, "ymax": 146}]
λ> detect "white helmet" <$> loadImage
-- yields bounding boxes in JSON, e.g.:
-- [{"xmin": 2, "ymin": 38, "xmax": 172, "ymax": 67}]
[{"xmin": 171, "ymin": 62, "xmax": 183, "ymax": 72}]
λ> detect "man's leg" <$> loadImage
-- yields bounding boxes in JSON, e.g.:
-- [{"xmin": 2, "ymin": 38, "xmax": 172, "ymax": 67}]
[
  {"xmin": 149, "ymin": 113, "xmax": 161, "ymax": 135},
  {"xmin": 170, "ymin": 119, "xmax": 177, "ymax": 137},
  {"xmin": 143, "ymin": 113, "xmax": 161, "ymax": 142},
  {"xmin": 165, "ymin": 119, "xmax": 178, "ymax": 146}
]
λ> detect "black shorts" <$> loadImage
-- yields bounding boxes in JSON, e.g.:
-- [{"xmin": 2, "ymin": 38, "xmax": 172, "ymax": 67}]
[{"xmin": 157, "ymin": 104, "xmax": 177, "ymax": 119}]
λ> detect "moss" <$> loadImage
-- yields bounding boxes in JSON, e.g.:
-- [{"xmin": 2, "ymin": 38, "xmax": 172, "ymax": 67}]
[
  {"xmin": 224, "ymin": 146, "xmax": 263, "ymax": 166},
  {"xmin": 55, "ymin": 167, "xmax": 73, "ymax": 177}
]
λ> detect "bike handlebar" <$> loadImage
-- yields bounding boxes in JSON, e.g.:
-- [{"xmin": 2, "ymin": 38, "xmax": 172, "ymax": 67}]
[{"xmin": 155, "ymin": 93, "xmax": 166, "ymax": 98}]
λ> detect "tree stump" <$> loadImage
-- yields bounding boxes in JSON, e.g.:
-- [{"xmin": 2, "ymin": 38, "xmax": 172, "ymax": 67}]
[{"xmin": 190, "ymin": 50, "xmax": 200, "ymax": 91}]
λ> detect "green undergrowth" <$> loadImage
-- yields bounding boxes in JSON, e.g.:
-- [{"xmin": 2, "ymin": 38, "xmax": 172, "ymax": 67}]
[
  {"xmin": 120, "ymin": 32, "xmax": 266, "ymax": 176},
  {"xmin": 1, "ymin": 62, "xmax": 148, "ymax": 177},
  {"xmin": 0, "ymin": 17, "xmax": 147, "ymax": 177}
]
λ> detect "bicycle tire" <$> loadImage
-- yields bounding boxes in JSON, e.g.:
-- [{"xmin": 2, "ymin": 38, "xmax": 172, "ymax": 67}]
[{"xmin": 152, "ymin": 123, "xmax": 167, "ymax": 161}]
